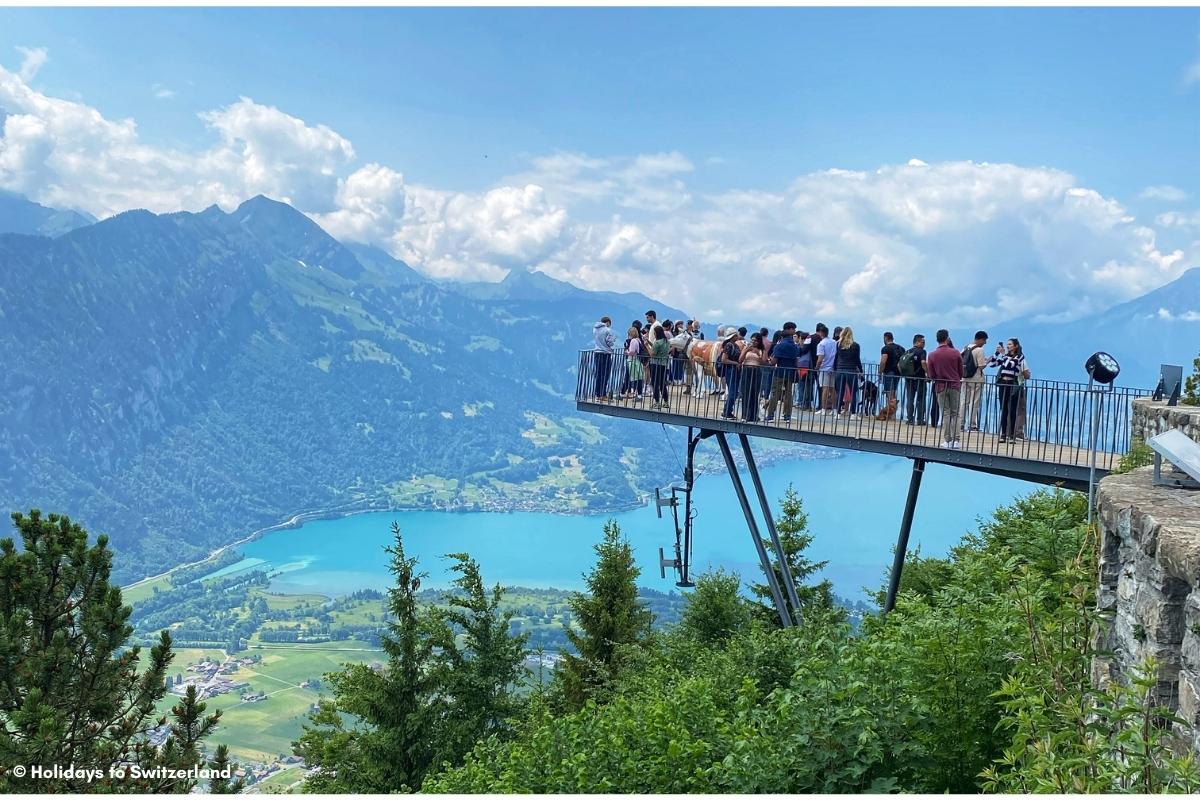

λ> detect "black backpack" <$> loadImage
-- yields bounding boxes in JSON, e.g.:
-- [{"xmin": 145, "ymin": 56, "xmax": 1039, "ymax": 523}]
[
  {"xmin": 897, "ymin": 348, "xmax": 919, "ymax": 377},
  {"xmin": 962, "ymin": 346, "xmax": 978, "ymax": 379}
]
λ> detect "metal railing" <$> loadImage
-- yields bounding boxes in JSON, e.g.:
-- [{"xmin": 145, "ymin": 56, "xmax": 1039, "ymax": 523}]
[{"xmin": 575, "ymin": 350, "xmax": 1151, "ymax": 471}]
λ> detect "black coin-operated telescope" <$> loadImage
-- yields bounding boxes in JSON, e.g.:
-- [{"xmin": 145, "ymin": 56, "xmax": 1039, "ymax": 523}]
[{"xmin": 1084, "ymin": 351, "xmax": 1121, "ymax": 525}]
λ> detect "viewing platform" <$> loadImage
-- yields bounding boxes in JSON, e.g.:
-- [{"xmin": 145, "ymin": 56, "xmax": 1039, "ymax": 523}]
[
  {"xmin": 575, "ymin": 350, "xmax": 1151, "ymax": 492},
  {"xmin": 574, "ymin": 348, "xmax": 1153, "ymax": 619}
]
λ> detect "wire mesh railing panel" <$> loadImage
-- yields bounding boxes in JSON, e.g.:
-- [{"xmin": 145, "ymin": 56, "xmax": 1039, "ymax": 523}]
[{"xmin": 575, "ymin": 350, "xmax": 1151, "ymax": 472}]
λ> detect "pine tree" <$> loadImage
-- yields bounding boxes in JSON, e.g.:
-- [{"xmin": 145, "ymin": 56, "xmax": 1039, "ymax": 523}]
[
  {"xmin": 427, "ymin": 553, "xmax": 529, "ymax": 762},
  {"xmin": 555, "ymin": 520, "xmax": 652, "ymax": 711},
  {"xmin": 294, "ymin": 522, "xmax": 443, "ymax": 792},
  {"xmin": 750, "ymin": 486, "xmax": 838, "ymax": 625},
  {"xmin": 1184, "ymin": 350, "xmax": 1200, "ymax": 406},
  {"xmin": 149, "ymin": 685, "xmax": 220, "ymax": 792},
  {"xmin": 207, "ymin": 744, "xmax": 245, "ymax": 794},
  {"xmin": 0, "ymin": 509, "xmax": 222, "ymax": 793}
]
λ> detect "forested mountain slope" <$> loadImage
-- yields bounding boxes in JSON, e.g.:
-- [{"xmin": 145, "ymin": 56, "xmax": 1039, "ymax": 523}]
[{"xmin": 0, "ymin": 195, "xmax": 686, "ymax": 582}]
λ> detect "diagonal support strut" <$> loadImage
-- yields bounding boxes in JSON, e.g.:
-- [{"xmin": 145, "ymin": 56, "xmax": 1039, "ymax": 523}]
[
  {"xmin": 715, "ymin": 431, "xmax": 793, "ymax": 628},
  {"xmin": 738, "ymin": 433, "xmax": 803, "ymax": 624}
]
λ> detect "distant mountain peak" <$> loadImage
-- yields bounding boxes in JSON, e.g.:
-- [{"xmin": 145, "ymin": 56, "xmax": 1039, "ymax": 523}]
[
  {"xmin": 0, "ymin": 190, "xmax": 95, "ymax": 238},
  {"xmin": 230, "ymin": 195, "xmax": 363, "ymax": 280}
]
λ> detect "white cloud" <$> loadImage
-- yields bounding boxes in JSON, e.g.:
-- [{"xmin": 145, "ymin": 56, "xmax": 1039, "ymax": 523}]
[
  {"xmin": 0, "ymin": 56, "xmax": 1194, "ymax": 327},
  {"xmin": 1156, "ymin": 210, "xmax": 1200, "ymax": 229},
  {"xmin": 377, "ymin": 183, "xmax": 567, "ymax": 281},
  {"xmin": 1186, "ymin": 59, "xmax": 1200, "ymax": 87},
  {"xmin": 152, "ymin": 84, "xmax": 176, "ymax": 100},
  {"xmin": 1157, "ymin": 307, "xmax": 1200, "ymax": 322},
  {"xmin": 510, "ymin": 150, "xmax": 693, "ymax": 212},
  {"xmin": 1138, "ymin": 184, "xmax": 1187, "ymax": 202},
  {"xmin": 15, "ymin": 47, "xmax": 47, "ymax": 82}
]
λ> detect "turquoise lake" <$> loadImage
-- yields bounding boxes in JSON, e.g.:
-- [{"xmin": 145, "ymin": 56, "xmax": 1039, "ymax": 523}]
[{"xmin": 212, "ymin": 452, "xmax": 1039, "ymax": 603}]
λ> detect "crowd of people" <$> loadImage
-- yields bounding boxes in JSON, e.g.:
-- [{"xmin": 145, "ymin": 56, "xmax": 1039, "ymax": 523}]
[{"xmin": 590, "ymin": 310, "xmax": 1033, "ymax": 450}]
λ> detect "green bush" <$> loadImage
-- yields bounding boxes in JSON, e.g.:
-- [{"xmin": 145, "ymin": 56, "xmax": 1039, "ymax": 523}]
[{"xmin": 1114, "ymin": 439, "xmax": 1154, "ymax": 474}]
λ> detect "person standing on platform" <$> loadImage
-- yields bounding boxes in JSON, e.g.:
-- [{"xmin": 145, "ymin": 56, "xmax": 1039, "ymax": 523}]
[
  {"xmin": 720, "ymin": 329, "xmax": 744, "ymax": 419},
  {"xmin": 591, "ymin": 316, "xmax": 615, "ymax": 401},
  {"xmin": 927, "ymin": 329, "xmax": 963, "ymax": 448},
  {"xmin": 1016, "ymin": 353, "xmax": 1032, "ymax": 440},
  {"xmin": 878, "ymin": 331, "xmax": 905, "ymax": 421},
  {"xmin": 990, "ymin": 338, "xmax": 1028, "ymax": 443},
  {"xmin": 834, "ymin": 326, "xmax": 864, "ymax": 417},
  {"xmin": 624, "ymin": 325, "xmax": 644, "ymax": 400},
  {"xmin": 796, "ymin": 330, "xmax": 814, "ymax": 410},
  {"xmin": 765, "ymin": 327, "xmax": 800, "ymax": 423},
  {"xmin": 650, "ymin": 325, "xmax": 670, "ymax": 409},
  {"xmin": 960, "ymin": 330, "xmax": 989, "ymax": 431},
  {"xmin": 739, "ymin": 332, "xmax": 767, "ymax": 422},
  {"xmin": 815, "ymin": 323, "xmax": 837, "ymax": 415},
  {"xmin": 902, "ymin": 334, "xmax": 929, "ymax": 426},
  {"xmin": 645, "ymin": 310, "xmax": 660, "ymax": 342}
]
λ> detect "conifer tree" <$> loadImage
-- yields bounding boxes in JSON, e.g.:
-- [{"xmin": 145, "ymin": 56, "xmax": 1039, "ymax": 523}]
[
  {"xmin": 556, "ymin": 520, "xmax": 652, "ymax": 711},
  {"xmin": 295, "ymin": 522, "xmax": 442, "ymax": 792},
  {"xmin": 0, "ymin": 509, "xmax": 221, "ymax": 793},
  {"xmin": 1184, "ymin": 350, "xmax": 1200, "ymax": 406},
  {"xmin": 750, "ymin": 486, "xmax": 837, "ymax": 624},
  {"xmin": 296, "ymin": 524, "xmax": 528, "ymax": 792},
  {"xmin": 428, "ymin": 553, "xmax": 529, "ymax": 762},
  {"xmin": 207, "ymin": 744, "xmax": 245, "ymax": 794}
]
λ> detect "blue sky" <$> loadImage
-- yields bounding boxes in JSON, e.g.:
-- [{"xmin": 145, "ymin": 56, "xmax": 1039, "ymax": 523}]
[
  {"xmin": 0, "ymin": 7, "xmax": 1198, "ymax": 324},
  {"xmin": 4, "ymin": 8, "xmax": 1197, "ymax": 198}
]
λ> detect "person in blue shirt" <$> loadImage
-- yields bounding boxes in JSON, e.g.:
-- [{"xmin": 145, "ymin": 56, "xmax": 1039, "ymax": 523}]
[{"xmin": 765, "ymin": 329, "xmax": 800, "ymax": 423}]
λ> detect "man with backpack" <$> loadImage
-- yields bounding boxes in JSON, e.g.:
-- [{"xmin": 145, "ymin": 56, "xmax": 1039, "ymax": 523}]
[
  {"xmin": 899, "ymin": 333, "xmax": 929, "ymax": 425},
  {"xmin": 960, "ymin": 330, "xmax": 989, "ymax": 432},
  {"xmin": 877, "ymin": 331, "xmax": 905, "ymax": 421}
]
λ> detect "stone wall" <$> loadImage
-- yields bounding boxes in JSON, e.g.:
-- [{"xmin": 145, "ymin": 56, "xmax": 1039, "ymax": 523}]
[
  {"xmin": 1095, "ymin": 399, "xmax": 1200, "ymax": 751},
  {"xmin": 1132, "ymin": 397, "xmax": 1200, "ymax": 444}
]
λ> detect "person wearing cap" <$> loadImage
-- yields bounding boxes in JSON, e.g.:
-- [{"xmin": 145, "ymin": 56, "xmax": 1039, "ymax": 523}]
[
  {"xmin": 719, "ymin": 329, "xmax": 744, "ymax": 419},
  {"xmin": 765, "ymin": 327, "xmax": 800, "ymax": 423}
]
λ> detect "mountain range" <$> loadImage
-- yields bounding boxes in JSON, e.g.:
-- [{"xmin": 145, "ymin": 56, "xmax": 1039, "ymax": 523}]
[
  {"xmin": 0, "ymin": 193, "xmax": 687, "ymax": 582},
  {"xmin": 1, "ymin": 191, "xmax": 1195, "ymax": 582}
]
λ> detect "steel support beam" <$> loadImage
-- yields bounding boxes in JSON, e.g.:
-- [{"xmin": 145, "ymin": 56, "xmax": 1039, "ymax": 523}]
[
  {"xmin": 715, "ymin": 431, "xmax": 793, "ymax": 627},
  {"xmin": 884, "ymin": 457, "xmax": 926, "ymax": 614},
  {"xmin": 738, "ymin": 433, "xmax": 803, "ymax": 623}
]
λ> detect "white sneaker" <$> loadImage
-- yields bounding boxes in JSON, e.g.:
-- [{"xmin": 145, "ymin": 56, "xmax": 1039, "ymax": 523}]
[{"xmin": 940, "ymin": 440, "xmax": 954, "ymax": 449}]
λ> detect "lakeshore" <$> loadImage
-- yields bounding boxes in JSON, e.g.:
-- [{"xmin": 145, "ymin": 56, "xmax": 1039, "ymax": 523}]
[
  {"xmin": 181, "ymin": 450, "xmax": 1035, "ymax": 603},
  {"xmin": 121, "ymin": 442, "xmax": 840, "ymax": 596}
]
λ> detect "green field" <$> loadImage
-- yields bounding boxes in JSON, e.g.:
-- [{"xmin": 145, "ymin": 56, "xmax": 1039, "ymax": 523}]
[
  {"xmin": 252, "ymin": 765, "xmax": 306, "ymax": 794},
  {"xmin": 122, "ymin": 573, "xmax": 173, "ymax": 604},
  {"xmin": 149, "ymin": 642, "xmax": 382, "ymax": 765}
]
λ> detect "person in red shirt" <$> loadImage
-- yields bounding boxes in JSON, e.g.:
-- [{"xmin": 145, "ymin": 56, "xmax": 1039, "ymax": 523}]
[{"xmin": 926, "ymin": 329, "xmax": 964, "ymax": 449}]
